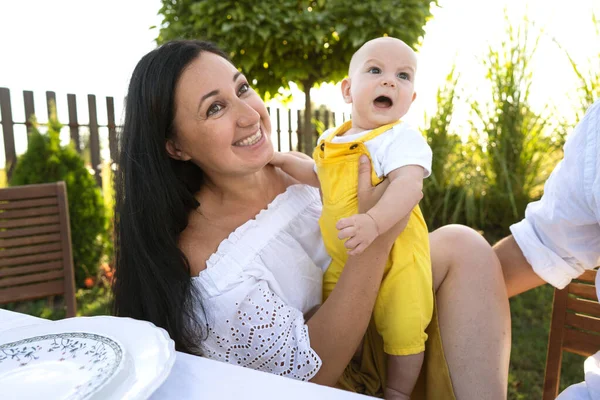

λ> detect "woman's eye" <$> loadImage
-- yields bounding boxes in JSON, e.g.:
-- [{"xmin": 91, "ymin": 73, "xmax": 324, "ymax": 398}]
[
  {"xmin": 207, "ymin": 103, "xmax": 223, "ymax": 117},
  {"xmin": 368, "ymin": 67, "xmax": 381, "ymax": 74},
  {"xmin": 238, "ymin": 83, "xmax": 250, "ymax": 96},
  {"xmin": 398, "ymin": 72, "xmax": 410, "ymax": 80}
]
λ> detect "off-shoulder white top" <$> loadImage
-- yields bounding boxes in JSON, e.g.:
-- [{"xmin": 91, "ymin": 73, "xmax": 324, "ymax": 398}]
[{"xmin": 193, "ymin": 184, "xmax": 331, "ymax": 381}]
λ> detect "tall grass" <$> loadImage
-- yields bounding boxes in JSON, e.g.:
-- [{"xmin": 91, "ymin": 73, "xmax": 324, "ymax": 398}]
[
  {"xmin": 420, "ymin": 17, "xmax": 583, "ymax": 397},
  {"xmin": 471, "ymin": 18, "xmax": 566, "ymax": 237},
  {"xmin": 420, "ymin": 67, "xmax": 471, "ymax": 229},
  {"xmin": 554, "ymin": 13, "xmax": 600, "ymax": 117}
]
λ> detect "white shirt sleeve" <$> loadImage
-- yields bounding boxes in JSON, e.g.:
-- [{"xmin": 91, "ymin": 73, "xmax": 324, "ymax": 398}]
[
  {"xmin": 200, "ymin": 280, "xmax": 322, "ymax": 381},
  {"xmin": 376, "ymin": 123, "xmax": 432, "ymax": 178},
  {"xmin": 510, "ymin": 100, "xmax": 600, "ymax": 289}
]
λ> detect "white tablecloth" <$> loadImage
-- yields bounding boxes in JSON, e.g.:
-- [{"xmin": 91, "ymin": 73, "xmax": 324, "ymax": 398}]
[{"xmin": 0, "ymin": 309, "xmax": 370, "ymax": 399}]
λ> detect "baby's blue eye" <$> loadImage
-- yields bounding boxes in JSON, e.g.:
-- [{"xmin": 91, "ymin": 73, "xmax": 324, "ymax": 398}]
[
  {"xmin": 368, "ymin": 67, "xmax": 381, "ymax": 74},
  {"xmin": 398, "ymin": 72, "xmax": 410, "ymax": 80}
]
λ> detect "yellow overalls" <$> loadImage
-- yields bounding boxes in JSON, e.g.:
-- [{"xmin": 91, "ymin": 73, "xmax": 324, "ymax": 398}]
[{"xmin": 314, "ymin": 120, "xmax": 455, "ymax": 398}]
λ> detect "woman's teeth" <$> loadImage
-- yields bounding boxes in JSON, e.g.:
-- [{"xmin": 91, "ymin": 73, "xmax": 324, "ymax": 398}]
[{"xmin": 234, "ymin": 129, "xmax": 262, "ymax": 146}]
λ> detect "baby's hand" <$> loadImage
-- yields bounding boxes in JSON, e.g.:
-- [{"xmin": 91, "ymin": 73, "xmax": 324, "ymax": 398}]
[
  {"xmin": 336, "ymin": 213, "xmax": 380, "ymax": 255},
  {"xmin": 270, "ymin": 152, "xmax": 285, "ymax": 166}
]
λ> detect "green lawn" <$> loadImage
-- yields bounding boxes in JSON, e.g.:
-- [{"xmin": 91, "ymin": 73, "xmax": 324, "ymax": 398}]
[{"xmin": 508, "ymin": 284, "xmax": 585, "ymax": 399}]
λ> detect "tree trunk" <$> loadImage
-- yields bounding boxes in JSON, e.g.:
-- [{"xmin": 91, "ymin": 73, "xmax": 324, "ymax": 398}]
[{"xmin": 301, "ymin": 79, "xmax": 315, "ymax": 155}]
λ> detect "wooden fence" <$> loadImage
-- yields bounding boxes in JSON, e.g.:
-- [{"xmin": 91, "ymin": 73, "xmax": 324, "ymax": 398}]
[{"xmin": 0, "ymin": 87, "xmax": 348, "ymax": 189}]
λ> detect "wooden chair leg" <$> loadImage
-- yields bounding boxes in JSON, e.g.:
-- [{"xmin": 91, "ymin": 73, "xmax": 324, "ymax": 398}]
[{"xmin": 543, "ymin": 288, "xmax": 569, "ymax": 400}]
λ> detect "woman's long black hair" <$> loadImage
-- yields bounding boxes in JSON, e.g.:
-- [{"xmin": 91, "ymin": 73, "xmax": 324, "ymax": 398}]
[{"xmin": 112, "ymin": 40, "xmax": 229, "ymax": 354}]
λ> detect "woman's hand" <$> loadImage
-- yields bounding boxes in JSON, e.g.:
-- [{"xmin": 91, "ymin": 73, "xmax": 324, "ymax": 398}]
[
  {"xmin": 353, "ymin": 155, "xmax": 408, "ymax": 249},
  {"xmin": 356, "ymin": 155, "xmax": 388, "ymax": 212}
]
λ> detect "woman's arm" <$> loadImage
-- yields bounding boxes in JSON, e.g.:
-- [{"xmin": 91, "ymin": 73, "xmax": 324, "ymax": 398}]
[
  {"xmin": 367, "ymin": 165, "xmax": 423, "ymax": 234},
  {"xmin": 307, "ymin": 155, "xmax": 407, "ymax": 386},
  {"xmin": 336, "ymin": 165, "xmax": 423, "ymax": 254},
  {"xmin": 497, "ymin": 100, "xmax": 600, "ymax": 295},
  {"xmin": 493, "ymin": 235, "xmax": 546, "ymax": 297},
  {"xmin": 270, "ymin": 152, "xmax": 320, "ymax": 188}
]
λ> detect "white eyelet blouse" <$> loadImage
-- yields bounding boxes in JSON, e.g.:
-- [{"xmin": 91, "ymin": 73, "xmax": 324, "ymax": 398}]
[{"xmin": 193, "ymin": 184, "xmax": 331, "ymax": 381}]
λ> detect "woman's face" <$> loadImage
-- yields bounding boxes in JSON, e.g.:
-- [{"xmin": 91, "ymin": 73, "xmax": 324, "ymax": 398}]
[{"xmin": 168, "ymin": 52, "xmax": 273, "ymax": 180}]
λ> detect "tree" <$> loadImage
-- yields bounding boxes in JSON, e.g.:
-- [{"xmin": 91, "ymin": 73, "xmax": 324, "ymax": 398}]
[{"xmin": 157, "ymin": 0, "xmax": 435, "ymax": 153}]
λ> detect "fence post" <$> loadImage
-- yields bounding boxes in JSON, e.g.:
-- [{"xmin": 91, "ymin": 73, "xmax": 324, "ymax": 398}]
[
  {"xmin": 23, "ymin": 91, "xmax": 35, "ymax": 135},
  {"xmin": 276, "ymin": 108, "xmax": 281, "ymax": 152},
  {"xmin": 0, "ymin": 88, "xmax": 16, "ymax": 179},
  {"xmin": 106, "ymin": 97, "xmax": 117, "ymax": 166},
  {"xmin": 46, "ymin": 91, "xmax": 56, "ymax": 119},
  {"xmin": 87, "ymin": 94, "xmax": 102, "ymax": 187},
  {"xmin": 297, "ymin": 110, "xmax": 303, "ymax": 153},
  {"xmin": 67, "ymin": 94, "xmax": 80, "ymax": 152},
  {"xmin": 287, "ymin": 109, "xmax": 293, "ymax": 152}
]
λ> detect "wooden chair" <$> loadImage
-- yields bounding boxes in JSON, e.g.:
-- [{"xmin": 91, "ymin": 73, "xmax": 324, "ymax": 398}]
[
  {"xmin": 543, "ymin": 268, "xmax": 600, "ymax": 399},
  {"xmin": 0, "ymin": 182, "xmax": 76, "ymax": 317}
]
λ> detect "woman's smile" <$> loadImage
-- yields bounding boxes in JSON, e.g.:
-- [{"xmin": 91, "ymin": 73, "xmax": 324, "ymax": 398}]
[{"xmin": 233, "ymin": 127, "xmax": 264, "ymax": 147}]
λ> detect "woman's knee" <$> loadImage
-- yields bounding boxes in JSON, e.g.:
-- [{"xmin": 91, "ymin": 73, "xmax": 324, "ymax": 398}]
[
  {"xmin": 433, "ymin": 224, "xmax": 491, "ymax": 254},
  {"xmin": 431, "ymin": 224, "xmax": 500, "ymax": 277}
]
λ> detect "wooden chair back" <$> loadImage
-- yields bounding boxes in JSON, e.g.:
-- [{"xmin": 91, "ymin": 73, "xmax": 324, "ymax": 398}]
[
  {"xmin": 0, "ymin": 182, "xmax": 76, "ymax": 317},
  {"xmin": 543, "ymin": 268, "xmax": 600, "ymax": 399}
]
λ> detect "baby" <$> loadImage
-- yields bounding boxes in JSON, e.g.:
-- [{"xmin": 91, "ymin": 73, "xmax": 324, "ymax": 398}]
[{"xmin": 271, "ymin": 37, "xmax": 433, "ymax": 400}]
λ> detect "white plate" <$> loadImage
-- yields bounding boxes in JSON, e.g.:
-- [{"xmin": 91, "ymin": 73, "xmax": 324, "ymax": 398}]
[
  {"xmin": 0, "ymin": 316, "xmax": 176, "ymax": 400},
  {"xmin": 0, "ymin": 331, "xmax": 125, "ymax": 400}
]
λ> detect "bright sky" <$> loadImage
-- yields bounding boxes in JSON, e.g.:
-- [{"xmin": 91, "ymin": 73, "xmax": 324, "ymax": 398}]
[{"xmin": 0, "ymin": 0, "xmax": 598, "ymax": 165}]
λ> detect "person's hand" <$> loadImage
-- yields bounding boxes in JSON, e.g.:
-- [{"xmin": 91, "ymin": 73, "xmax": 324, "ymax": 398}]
[
  {"xmin": 270, "ymin": 151, "xmax": 285, "ymax": 167},
  {"xmin": 336, "ymin": 212, "xmax": 380, "ymax": 255},
  {"xmin": 355, "ymin": 155, "xmax": 388, "ymax": 212},
  {"xmin": 352, "ymin": 155, "xmax": 408, "ymax": 249}
]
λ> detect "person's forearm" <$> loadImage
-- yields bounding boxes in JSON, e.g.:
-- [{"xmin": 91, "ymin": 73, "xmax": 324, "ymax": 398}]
[
  {"xmin": 368, "ymin": 178, "xmax": 422, "ymax": 235},
  {"xmin": 494, "ymin": 235, "xmax": 546, "ymax": 297},
  {"xmin": 274, "ymin": 154, "xmax": 320, "ymax": 187},
  {"xmin": 307, "ymin": 236, "xmax": 392, "ymax": 386}
]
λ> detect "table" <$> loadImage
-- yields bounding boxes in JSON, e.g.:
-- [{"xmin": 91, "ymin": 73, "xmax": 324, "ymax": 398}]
[{"xmin": 0, "ymin": 309, "xmax": 370, "ymax": 399}]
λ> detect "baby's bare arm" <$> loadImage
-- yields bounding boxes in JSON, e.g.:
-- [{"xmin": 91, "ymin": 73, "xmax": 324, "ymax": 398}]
[
  {"xmin": 336, "ymin": 165, "xmax": 423, "ymax": 255},
  {"xmin": 270, "ymin": 152, "xmax": 320, "ymax": 188},
  {"xmin": 367, "ymin": 165, "xmax": 424, "ymax": 235}
]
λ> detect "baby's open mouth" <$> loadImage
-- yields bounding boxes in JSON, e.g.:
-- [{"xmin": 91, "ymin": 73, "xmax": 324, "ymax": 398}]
[{"xmin": 374, "ymin": 96, "xmax": 393, "ymax": 108}]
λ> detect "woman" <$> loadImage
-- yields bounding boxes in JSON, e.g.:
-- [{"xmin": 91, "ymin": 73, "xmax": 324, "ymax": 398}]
[{"xmin": 113, "ymin": 40, "xmax": 510, "ymax": 399}]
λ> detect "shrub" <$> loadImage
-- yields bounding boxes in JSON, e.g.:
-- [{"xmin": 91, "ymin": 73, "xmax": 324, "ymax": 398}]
[
  {"xmin": 471, "ymin": 17, "xmax": 566, "ymax": 237},
  {"xmin": 10, "ymin": 107, "xmax": 108, "ymax": 288}
]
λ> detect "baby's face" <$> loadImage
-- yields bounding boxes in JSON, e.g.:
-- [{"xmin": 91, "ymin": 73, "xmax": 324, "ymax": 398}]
[{"xmin": 344, "ymin": 39, "xmax": 417, "ymax": 130}]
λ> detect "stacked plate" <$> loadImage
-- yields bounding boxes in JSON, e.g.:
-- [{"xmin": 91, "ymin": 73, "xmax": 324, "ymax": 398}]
[{"xmin": 0, "ymin": 316, "xmax": 176, "ymax": 400}]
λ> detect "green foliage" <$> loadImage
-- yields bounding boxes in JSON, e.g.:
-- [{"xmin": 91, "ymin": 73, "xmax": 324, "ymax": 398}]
[
  {"xmin": 508, "ymin": 285, "xmax": 584, "ymax": 399},
  {"xmin": 470, "ymin": 18, "xmax": 565, "ymax": 236},
  {"xmin": 157, "ymin": 0, "xmax": 436, "ymax": 152},
  {"xmin": 421, "ymin": 67, "xmax": 480, "ymax": 229},
  {"xmin": 157, "ymin": 0, "xmax": 434, "ymax": 96},
  {"xmin": 555, "ymin": 13, "xmax": 600, "ymax": 118},
  {"xmin": 9, "ymin": 108, "xmax": 108, "ymax": 289},
  {"xmin": 2, "ymin": 285, "xmax": 112, "ymax": 319},
  {"xmin": 418, "ymin": 15, "xmax": 584, "ymax": 398}
]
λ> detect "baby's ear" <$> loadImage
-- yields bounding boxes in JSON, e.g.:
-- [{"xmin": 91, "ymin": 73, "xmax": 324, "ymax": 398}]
[
  {"xmin": 341, "ymin": 78, "xmax": 352, "ymax": 104},
  {"xmin": 165, "ymin": 139, "xmax": 192, "ymax": 161},
  {"xmin": 412, "ymin": 91, "xmax": 417, "ymax": 103}
]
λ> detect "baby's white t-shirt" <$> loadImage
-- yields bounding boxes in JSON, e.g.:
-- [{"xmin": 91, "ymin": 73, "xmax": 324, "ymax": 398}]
[{"xmin": 317, "ymin": 121, "xmax": 432, "ymax": 178}]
